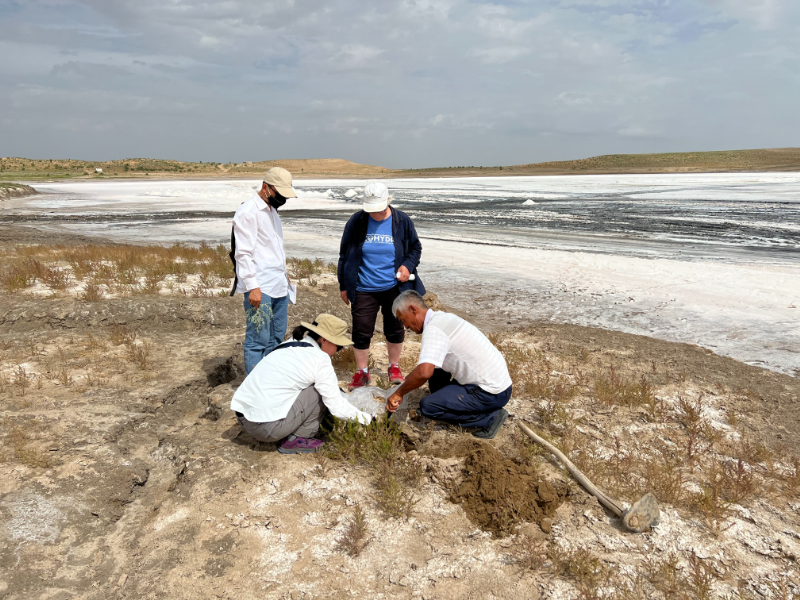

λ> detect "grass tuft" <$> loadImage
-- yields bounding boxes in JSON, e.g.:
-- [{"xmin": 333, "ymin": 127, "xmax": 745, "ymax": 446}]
[
  {"xmin": 374, "ymin": 465, "xmax": 419, "ymax": 519},
  {"xmin": 593, "ymin": 365, "xmax": 654, "ymax": 408},
  {"xmin": 335, "ymin": 504, "xmax": 370, "ymax": 557},
  {"xmin": 13, "ymin": 365, "xmax": 33, "ymax": 396},
  {"xmin": 128, "ymin": 340, "xmax": 152, "ymax": 370},
  {"xmin": 81, "ymin": 283, "xmax": 104, "ymax": 301}
]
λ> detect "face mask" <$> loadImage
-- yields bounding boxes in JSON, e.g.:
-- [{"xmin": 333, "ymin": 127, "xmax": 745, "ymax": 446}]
[{"xmin": 268, "ymin": 191, "xmax": 287, "ymax": 209}]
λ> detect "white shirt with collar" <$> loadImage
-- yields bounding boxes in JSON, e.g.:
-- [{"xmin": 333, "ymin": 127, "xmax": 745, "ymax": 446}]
[
  {"xmin": 231, "ymin": 337, "xmax": 372, "ymax": 424},
  {"xmin": 418, "ymin": 310, "xmax": 512, "ymax": 394},
  {"xmin": 233, "ymin": 192, "xmax": 289, "ymax": 297}
]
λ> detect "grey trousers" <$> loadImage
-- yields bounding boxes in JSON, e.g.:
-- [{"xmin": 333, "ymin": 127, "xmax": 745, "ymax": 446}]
[{"xmin": 237, "ymin": 386, "xmax": 327, "ymax": 443}]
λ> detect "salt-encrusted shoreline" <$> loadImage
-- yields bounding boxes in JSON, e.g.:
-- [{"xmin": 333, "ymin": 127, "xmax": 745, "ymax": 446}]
[{"xmin": 0, "ymin": 183, "xmax": 37, "ymax": 201}]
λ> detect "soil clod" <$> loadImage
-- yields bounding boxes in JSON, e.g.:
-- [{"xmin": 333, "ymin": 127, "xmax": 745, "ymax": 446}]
[{"xmin": 449, "ymin": 442, "xmax": 566, "ymax": 536}]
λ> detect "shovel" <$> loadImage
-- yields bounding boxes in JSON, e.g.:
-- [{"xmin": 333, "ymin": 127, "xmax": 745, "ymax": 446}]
[{"xmin": 517, "ymin": 422, "xmax": 659, "ymax": 533}]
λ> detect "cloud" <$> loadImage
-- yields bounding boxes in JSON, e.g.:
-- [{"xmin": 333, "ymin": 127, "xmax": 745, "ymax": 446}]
[
  {"xmin": 327, "ymin": 44, "xmax": 385, "ymax": 70},
  {"xmin": 0, "ymin": 0, "xmax": 797, "ymax": 167},
  {"xmin": 471, "ymin": 45, "xmax": 530, "ymax": 64}
]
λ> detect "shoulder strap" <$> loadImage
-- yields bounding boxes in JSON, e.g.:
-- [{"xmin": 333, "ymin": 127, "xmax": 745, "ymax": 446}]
[
  {"xmin": 228, "ymin": 225, "xmax": 237, "ymax": 297},
  {"xmin": 273, "ymin": 341, "xmax": 313, "ymax": 351}
]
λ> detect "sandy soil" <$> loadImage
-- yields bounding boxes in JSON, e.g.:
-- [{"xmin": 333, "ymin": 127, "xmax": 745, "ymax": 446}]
[
  {"xmin": 0, "ymin": 184, "xmax": 36, "ymax": 202},
  {"xmin": 1, "ymin": 230, "xmax": 799, "ymax": 599}
]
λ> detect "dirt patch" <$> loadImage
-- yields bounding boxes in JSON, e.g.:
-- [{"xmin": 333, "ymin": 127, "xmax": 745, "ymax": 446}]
[
  {"xmin": 449, "ymin": 442, "xmax": 566, "ymax": 536},
  {"xmin": 3, "ymin": 232, "xmax": 800, "ymax": 599}
]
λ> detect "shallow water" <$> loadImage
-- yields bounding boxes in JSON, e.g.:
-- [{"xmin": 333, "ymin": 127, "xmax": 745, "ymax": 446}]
[{"xmin": 4, "ymin": 174, "xmax": 800, "ymax": 375}]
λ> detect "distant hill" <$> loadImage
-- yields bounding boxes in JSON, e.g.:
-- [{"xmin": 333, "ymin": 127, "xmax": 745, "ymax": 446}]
[
  {"xmin": 0, "ymin": 157, "xmax": 391, "ymax": 181},
  {"xmin": 398, "ymin": 148, "xmax": 800, "ymax": 177},
  {"xmin": 515, "ymin": 147, "xmax": 800, "ymax": 174},
  {"xmin": 2, "ymin": 148, "xmax": 798, "ymax": 181}
]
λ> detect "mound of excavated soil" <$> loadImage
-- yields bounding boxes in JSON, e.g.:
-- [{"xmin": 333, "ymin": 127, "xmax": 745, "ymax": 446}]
[{"xmin": 450, "ymin": 443, "xmax": 565, "ymax": 536}]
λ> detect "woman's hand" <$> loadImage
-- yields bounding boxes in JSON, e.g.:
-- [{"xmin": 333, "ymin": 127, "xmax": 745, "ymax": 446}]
[
  {"xmin": 340, "ymin": 290, "xmax": 350, "ymax": 305},
  {"xmin": 396, "ymin": 265, "xmax": 411, "ymax": 283}
]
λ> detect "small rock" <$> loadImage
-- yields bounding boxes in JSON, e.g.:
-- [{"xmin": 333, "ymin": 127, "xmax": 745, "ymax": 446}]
[
  {"xmin": 540, "ymin": 518, "xmax": 552, "ymax": 534},
  {"xmin": 519, "ymin": 523, "xmax": 546, "ymax": 540}
]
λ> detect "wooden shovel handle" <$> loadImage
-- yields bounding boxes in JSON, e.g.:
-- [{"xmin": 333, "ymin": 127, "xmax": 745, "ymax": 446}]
[{"xmin": 517, "ymin": 422, "xmax": 625, "ymax": 518}]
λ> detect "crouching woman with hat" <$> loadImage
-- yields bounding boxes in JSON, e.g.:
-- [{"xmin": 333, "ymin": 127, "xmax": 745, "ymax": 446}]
[{"xmin": 230, "ymin": 314, "xmax": 373, "ymax": 454}]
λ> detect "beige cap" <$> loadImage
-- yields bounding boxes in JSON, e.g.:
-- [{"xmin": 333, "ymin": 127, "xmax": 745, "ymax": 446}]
[
  {"xmin": 263, "ymin": 167, "xmax": 297, "ymax": 198},
  {"xmin": 301, "ymin": 314, "xmax": 354, "ymax": 347}
]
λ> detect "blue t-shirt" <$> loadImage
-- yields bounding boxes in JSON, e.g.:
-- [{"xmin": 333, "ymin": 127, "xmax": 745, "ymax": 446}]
[{"xmin": 357, "ymin": 214, "xmax": 396, "ymax": 292}]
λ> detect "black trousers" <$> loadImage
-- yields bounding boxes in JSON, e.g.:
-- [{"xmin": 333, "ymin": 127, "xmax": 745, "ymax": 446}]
[{"xmin": 351, "ymin": 286, "xmax": 406, "ymax": 350}]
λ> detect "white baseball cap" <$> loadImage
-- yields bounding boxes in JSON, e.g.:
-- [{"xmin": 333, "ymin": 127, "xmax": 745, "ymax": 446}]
[{"xmin": 361, "ymin": 181, "xmax": 391, "ymax": 213}]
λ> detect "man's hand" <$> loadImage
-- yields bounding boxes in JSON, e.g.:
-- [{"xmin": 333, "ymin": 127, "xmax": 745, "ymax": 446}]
[
  {"xmin": 385, "ymin": 363, "xmax": 434, "ymax": 413},
  {"xmin": 248, "ymin": 288, "xmax": 262, "ymax": 309},
  {"xmin": 396, "ymin": 265, "xmax": 411, "ymax": 283},
  {"xmin": 340, "ymin": 290, "xmax": 350, "ymax": 305},
  {"xmin": 386, "ymin": 391, "xmax": 403, "ymax": 413}
]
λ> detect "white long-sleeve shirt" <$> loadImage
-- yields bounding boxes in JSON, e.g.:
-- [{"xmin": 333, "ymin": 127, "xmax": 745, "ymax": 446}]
[
  {"xmin": 230, "ymin": 337, "xmax": 373, "ymax": 425},
  {"xmin": 233, "ymin": 192, "xmax": 289, "ymax": 297}
]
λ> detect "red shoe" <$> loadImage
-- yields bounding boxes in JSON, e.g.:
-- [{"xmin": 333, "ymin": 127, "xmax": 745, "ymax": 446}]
[
  {"xmin": 348, "ymin": 369, "xmax": 371, "ymax": 391},
  {"xmin": 388, "ymin": 364, "xmax": 404, "ymax": 385}
]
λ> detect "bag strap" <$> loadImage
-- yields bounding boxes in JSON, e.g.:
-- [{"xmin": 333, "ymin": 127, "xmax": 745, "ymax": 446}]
[
  {"xmin": 272, "ymin": 341, "xmax": 312, "ymax": 351},
  {"xmin": 228, "ymin": 225, "xmax": 238, "ymax": 297}
]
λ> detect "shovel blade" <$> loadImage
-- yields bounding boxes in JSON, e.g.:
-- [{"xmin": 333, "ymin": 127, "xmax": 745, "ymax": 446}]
[{"xmin": 622, "ymin": 493, "xmax": 660, "ymax": 532}]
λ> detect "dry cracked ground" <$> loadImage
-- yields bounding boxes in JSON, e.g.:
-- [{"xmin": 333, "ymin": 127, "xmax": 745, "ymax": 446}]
[{"xmin": 1, "ymin": 238, "xmax": 800, "ymax": 600}]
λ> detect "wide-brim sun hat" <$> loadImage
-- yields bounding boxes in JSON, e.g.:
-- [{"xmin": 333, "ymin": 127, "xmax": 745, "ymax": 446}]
[
  {"xmin": 264, "ymin": 166, "xmax": 298, "ymax": 198},
  {"xmin": 362, "ymin": 181, "xmax": 391, "ymax": 213},
  {"xmin": 301, "ymin": 314, "xmax": 354, "ymax": 347}
]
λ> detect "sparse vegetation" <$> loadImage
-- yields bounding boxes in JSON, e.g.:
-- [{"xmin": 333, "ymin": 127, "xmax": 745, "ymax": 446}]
[
  {"xmin": 13, "ymin": 365, "xmax": 33, "ymax": 396},
  {"xmin": 1, "ymin": 241, "xmax": 799, "ymax": 598},
  {"xmin": 287, "ymin": 257, "xmax": 336, "ymax": 286},
  {"xmin": 0, "ymin": 244, "xmax": 341, "ymax": 302},
  {"xmin": 128, "ymin": 340, "xmax": 152, "ymax": 371},
  {"xmin": 593, "ymin": 365, "xmax": 655, "ymax": 408},
  {"xmin": 374, "ymin": 465, "xmax": 419, "ymax": 519},
  {"xmin": 490, "ymin": 326, "xmax": 799, "ymax": 550},
  {"xmin": 0, "ymin": 156, "xmax": 393, "ymax": 181},
  {"xmin": 331, "ymin": 346, "xmax": 358, "ymax": 373},
  {"xmin": 324, "ymin": 416, "xmax": 421, "ymax": 519},
  {"xmin": 336, "ymin": 504, "xmax": 370, "ymax": 557},
  {"xmin": 2, "ymin": 420, "xmax": 53, "ymax": 468}
]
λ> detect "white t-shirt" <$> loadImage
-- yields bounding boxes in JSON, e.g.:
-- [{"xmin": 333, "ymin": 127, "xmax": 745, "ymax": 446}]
[
  {"xmin": 418, "ymin": 311, "xmax": 512, "ymax": 394},
  {"xmin": 231, "ymin": 337, "xmax": 372, "ymax": 424}
]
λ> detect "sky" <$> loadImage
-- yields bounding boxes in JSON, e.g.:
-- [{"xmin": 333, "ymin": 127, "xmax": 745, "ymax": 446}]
[{"xmin": 0, "ymin": 0, "xmax": 798, "ymax": 168}]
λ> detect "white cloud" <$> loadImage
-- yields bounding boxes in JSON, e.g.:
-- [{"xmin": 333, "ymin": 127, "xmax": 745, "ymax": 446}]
[
  {"xmin": 327, "ymin": 44, "xmax": 385, "ymax": 70},
  {"xmin": 0, "ymin": 0, "xmax": 796, "ymax": 166},
  {"xmin": 556, "ymin": 92, "xmax": 592, "ymax": 106},
  {"xmin": 471, "ymin": 45, "xmax": 530, "ymax": 64}
]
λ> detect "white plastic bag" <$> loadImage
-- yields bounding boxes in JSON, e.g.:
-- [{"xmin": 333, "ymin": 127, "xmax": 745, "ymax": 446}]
[{"xmin": 341, "ymin": 385, "xmax": 404, "ymax": 417}]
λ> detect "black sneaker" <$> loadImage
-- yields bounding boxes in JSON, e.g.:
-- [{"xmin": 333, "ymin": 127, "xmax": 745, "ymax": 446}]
[{"xmin": 472, "ymin": 409, "xmax": 509, "ymax": 439}]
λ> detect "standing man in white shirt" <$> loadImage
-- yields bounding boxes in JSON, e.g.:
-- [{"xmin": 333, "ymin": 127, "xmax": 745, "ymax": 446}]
[
  {"xmin": 386, "ymin": 290, "xmax": 513, "ymax": 439},
  {"xmin": 232, "ymin": 167, "xmax": 298, "ymax": 374}
]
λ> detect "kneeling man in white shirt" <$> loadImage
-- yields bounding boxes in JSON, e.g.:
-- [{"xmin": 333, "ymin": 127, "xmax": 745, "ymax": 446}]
[{"xmin": 386, "ymin": 291, "xmax": 512, "ymax": 439}]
